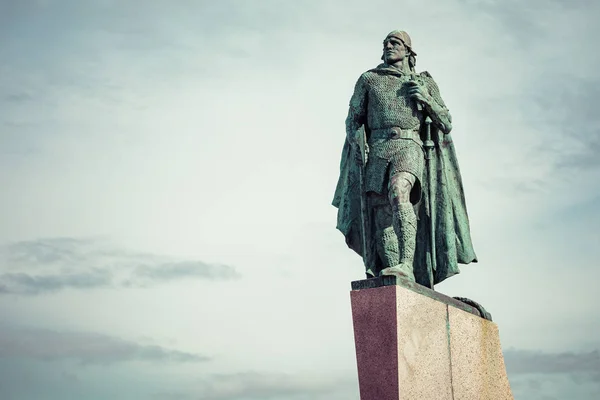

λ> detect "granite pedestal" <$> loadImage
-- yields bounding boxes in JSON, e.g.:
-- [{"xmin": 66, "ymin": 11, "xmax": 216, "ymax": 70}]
[{"xmin": 350, "ymin": 276, "xmax": 513, "ymax": 400}]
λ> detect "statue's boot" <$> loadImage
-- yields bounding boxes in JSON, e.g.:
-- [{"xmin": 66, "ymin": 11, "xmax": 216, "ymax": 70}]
[
  {"xmin": 377, "ymin": 225, "xmax": 399, "ymax": 274},
  {"xmin": 379, "ymin": 202, "xmax": 416, "ymax": 282}
]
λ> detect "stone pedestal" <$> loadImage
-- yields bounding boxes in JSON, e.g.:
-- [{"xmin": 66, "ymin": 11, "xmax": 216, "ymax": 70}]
[{"xmin": 350, "ymin": 276, "xmax": 513, "ymax": 400}]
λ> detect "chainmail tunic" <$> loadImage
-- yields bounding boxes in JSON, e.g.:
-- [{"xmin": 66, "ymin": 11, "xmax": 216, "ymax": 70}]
[{"xmin": 346, "ymin": 66, "xmax": 450, "ymax": 199}]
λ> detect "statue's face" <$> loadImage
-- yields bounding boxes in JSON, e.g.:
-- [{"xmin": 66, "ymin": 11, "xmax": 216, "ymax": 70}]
[{"xmin": 383, "ymin": 37, "xmax": 406, "ymax": 64}]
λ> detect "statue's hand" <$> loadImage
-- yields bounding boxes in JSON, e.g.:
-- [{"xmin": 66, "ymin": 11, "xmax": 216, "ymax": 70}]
[{"xmin": 407, "ymin": 81, "xmax": 432, "ymax": 107}]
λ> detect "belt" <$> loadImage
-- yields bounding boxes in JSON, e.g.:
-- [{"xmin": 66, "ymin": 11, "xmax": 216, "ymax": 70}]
[{"xmin": 369, "ymin": 127, "xmax": 422, "ymax": 144}]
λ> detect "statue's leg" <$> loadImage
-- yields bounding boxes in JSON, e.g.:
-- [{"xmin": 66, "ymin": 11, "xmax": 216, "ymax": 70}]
[
  {"xmin": 379, "ymin": 171, "xmax": 417, "ymax": 281},
  {"xmin": 371, "ymin": 195, "xmax": 399, "ymax": 277}
]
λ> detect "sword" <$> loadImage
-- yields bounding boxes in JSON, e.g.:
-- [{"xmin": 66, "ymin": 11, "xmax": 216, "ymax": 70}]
[
  {"xmin": 356, "ymin": 127, "xmax": 373, "ymax": 277},
  {"xmin": 411, "ymin": 74, "xmax": 436, "ymax": 289},
  {"xmin": 423, "ymin": 116, "xmax": 436, "ymax": 289}
]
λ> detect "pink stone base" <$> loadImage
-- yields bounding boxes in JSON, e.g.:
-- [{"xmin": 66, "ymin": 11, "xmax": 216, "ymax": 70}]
[{"xmin": 351, "ymin": 285, "xmax": 513, "ymax": 400}]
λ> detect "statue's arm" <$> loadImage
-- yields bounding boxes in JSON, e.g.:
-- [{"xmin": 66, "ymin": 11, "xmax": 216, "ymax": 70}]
[
  {"xmin": 421, "ymin": 72, "xmax": 453, "ymax": 134},
  {"xmin": 345, "ymin": 74, "xmax": 368, "ymax": 143}
]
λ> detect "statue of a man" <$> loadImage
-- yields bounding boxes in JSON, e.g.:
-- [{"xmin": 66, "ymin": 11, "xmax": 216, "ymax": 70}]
[{"xmin": 333, "ymin": 30, "xmax": 478, "ymax": 287}]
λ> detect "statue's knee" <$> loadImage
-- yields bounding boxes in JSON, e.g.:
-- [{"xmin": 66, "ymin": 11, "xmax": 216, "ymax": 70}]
[
  {"xmin": 389, "ymin": 173, "xmax": 413, "ymax": 204},
  {"xmin": 390, "ymin": 186, "xmax": 410, "ymax": 204}
]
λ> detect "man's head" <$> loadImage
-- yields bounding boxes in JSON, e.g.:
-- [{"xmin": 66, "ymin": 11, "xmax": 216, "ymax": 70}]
[{"xmin": 382, "ymin": 30, "xmax": 417, "ymax": 70}]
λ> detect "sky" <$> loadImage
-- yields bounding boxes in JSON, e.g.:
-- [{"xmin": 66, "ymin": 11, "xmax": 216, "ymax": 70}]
[{"xmin": 0, "ymin": 0, "xmax": 599, "ymax": 399}]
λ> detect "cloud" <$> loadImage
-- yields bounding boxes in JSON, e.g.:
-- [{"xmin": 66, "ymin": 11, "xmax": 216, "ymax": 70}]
[
  {"xmin": 133, "ymin": 261, "xmax": 240, "ymax": 283},
  {"xmin": 147, "ymin": 349, "xmax": 600, "ymax": 400},
  {"xmin": 463, "ymin": 0, "xmax": 600, "ymax": 173},
  {"xmin": 152, "ymin": 372, "xmax": 355, "ymax": 400},
  {"xmin": 2, "ymin": 237, "xmax": 124, "ymax": 266},
  {"xmin": 3, "ymin": 92, "xmax": 33, "ymax": 103},
  {"xmin": 0, "ymin": 269, "xmax": 111, "ymax": 295},
  {"xmin": 0, "ymin": 1, "xmax": 599, "ymax": 399},
  {"xmin": 0, "ymin": 325, "xmax": 210, "ymax": 365},
  {"xmin": 533, "ymin": 79, "xmax": 600, "ymax": 170},
  {"xmin": 505, "ymin": 348, "xmax": 600, "ymax": 382},
  {"xmin": 0, "ymin": 237, "xmax": 240, "ymax": 294}
]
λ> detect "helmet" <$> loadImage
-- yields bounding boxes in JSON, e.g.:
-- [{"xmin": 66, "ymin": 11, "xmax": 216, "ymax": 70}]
[{"xmin": 385, "ymin": 30, "xmax": 417, "ymax": 55}]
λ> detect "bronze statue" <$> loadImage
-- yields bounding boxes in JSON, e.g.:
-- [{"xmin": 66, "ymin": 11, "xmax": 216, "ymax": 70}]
[{"xmin": 333, "ymin": 30, "xmax": 477, "ymax": 288}]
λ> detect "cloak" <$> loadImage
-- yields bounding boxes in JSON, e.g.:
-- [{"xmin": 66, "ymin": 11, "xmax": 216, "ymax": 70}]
[{"xmin": 332, "ymin": 122, "xmax": 478, "ymax": 286}]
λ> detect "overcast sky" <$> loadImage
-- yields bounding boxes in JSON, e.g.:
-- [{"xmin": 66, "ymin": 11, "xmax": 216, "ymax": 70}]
[{"xmin": 1, "ymin": 0, "xmax": 599, "ymax": 399}]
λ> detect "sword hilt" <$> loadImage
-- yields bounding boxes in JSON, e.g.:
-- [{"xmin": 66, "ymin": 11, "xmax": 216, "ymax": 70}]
[
  {"xmin": 423, "ymin": 116, "xmax": 434, "ymax": 156},
  {"xmin": 411, "ymin": 75, "xmax": 424, "ymax": 112}
]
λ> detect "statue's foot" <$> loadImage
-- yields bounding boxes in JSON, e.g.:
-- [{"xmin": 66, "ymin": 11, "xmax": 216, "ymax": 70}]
[{"xmin": 379, "ymin": 264, "xmax": 415, "ymax": 282}]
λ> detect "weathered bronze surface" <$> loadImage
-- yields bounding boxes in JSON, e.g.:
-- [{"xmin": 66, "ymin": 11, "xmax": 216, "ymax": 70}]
[{"xmin": 333, "ymin": 30, "xmax": 478, "ymax": 288}]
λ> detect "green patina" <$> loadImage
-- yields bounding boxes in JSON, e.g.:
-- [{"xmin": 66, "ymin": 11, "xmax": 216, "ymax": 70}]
[{"xmin": 333, "ymin": 30, "xmax": 478, "ymax": 289}]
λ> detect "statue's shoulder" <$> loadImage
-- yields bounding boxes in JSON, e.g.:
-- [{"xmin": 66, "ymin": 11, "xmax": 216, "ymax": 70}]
[
  {"xmin": 356, "ymin": 69, "xmax": 380, "ymax": 86},
  {"xmin": 366, "ymin": 64, "xmax": 390, "ymax": 75},
  {"xmin": 359, "ymin": 70, "xmax": 373, "ymax": 79},
  {"xmin": 362, "ymin": 68, "xmax": 380, "ymax": 78}
]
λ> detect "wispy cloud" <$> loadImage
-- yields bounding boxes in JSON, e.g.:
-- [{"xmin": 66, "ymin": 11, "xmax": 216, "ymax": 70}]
[
  {"xmin": 0, "ymin": 237, "xmax": 240, "ymax": 294},
  {"xmin": 534, "ymin": 79, "xmax": 600, "ymax": 170},
  {"xmin": 465, "ymin": 0, "xmax": 600, "ymax": 173},
  {"xmin": 4, "ymin": 237, "xmax": 97, "ymax": 266},
  {"xmin": 0, "ymin": 1, "xmax": 599, "ymax": 399},
  {"xmin": 505, "ymin": 348, "xmax": 600, "ymax": 382},
  {"xmin": 0, "ymin": 269, "xmax": 112, "ymax": 295},
  {"xmin": 133, "ymin": 261, "xmax": 239, "ymax": 283},
  {"xmin": 505, "ymin": 348, "xmax": 600, "ymax": 400},
  {"xmin": 0, "ymin": 325, "xmax": 210, "ymax": 365},
  {"xmin": 152, "ymin": 372, "xmax": 355, "ymax": 400}
]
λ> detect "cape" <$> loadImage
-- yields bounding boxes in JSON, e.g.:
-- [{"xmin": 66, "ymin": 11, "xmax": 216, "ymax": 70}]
[{"xmin": 332, "ymin": 76, "xmax": 478, "ymax": 286}]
